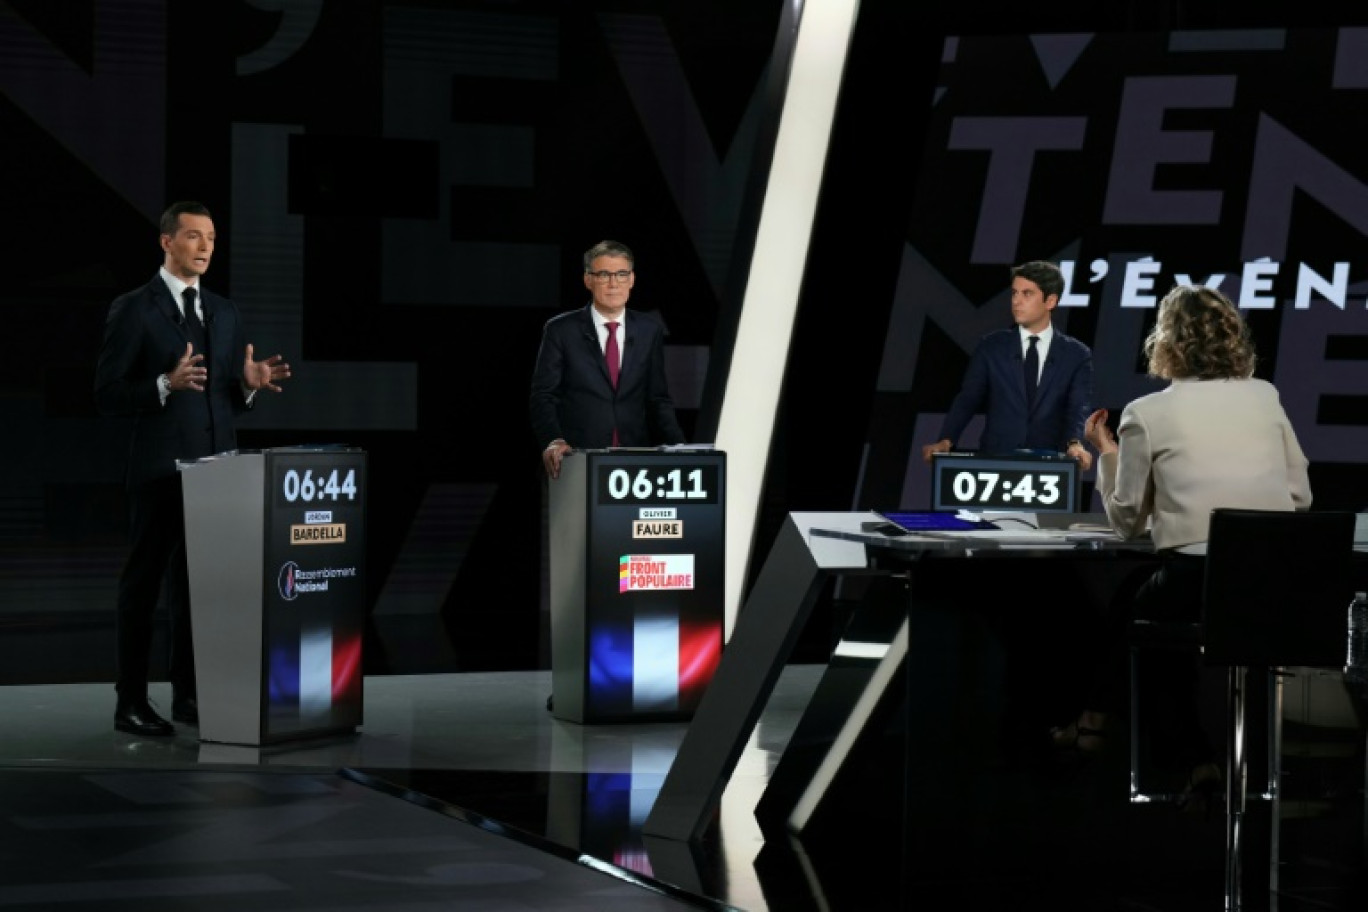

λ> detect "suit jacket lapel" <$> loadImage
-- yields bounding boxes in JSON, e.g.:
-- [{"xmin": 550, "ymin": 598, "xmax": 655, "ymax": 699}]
[
  {"xmin": 152, "ymin": 278, "xmax": 184, "ymax": 336},
  {"xmin": 621, "ymin": 313, "xmax": 647, "ymax": 384},
  {"xmin": 1035, "ymin": 334, "xmax": 1067, "ymax": 404},
  {"xmin": 580, "ymin": 306, "xmax": 614, "ymax": 387},
  {"xmin": 1005, "ymin": 334, "xmax": 1032, "ymax": 411},
  {"xmin": 200, "ymin": 288, "xmax": 229, "ymax": 367}
]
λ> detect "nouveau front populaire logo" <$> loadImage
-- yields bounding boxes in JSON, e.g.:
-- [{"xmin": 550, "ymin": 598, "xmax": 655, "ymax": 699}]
[{"xmin": 618, "ymin": 554, "xmax": 694, "ymax": 592}]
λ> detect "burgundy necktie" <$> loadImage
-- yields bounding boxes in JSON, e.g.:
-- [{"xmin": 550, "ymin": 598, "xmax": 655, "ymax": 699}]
[
  {"xmin": 605, "ymin": 321, "xmax": 621, "ymax": 388},
  {"xmin": 606, "ymin": 321, "xmax": 621, "ymax": 446}
]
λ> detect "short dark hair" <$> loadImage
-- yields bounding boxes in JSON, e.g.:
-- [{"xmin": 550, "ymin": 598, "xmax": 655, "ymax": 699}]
[
  {"xmin": 1010, "ymin": 260, "xmax": 1064, "ymax": 301},
  {"xmin": 1145, "ymin": 284, "xmax": 1256, "ymax": 380},
  {"xmin": 584, "ymin": 239, "xmax": 634, "ymax": 271},
  {"xmin": 159, "ymin": 201, "xmax": 212, "ymax": 237}
]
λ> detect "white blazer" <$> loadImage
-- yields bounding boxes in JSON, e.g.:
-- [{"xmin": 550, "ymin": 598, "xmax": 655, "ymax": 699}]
[{"xmin": 1095, "ymin": 378, "xmax": 1312, "ymax": 551}]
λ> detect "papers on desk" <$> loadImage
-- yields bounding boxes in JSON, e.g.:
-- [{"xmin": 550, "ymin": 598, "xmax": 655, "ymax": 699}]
[
  {"xmin": 977, "ymin": 510, "xmax": 1039, "ymax": 529},
  {"xmin": 910, "ymin": 528, "xmax": 1118, "ymax": 548},
  {"xmin": 1060, "ymin": 529, "xmax": 1125, "ymax": 540},
  {"xmin": 1066, "ymin": 522, "xmax": 1114, "ymax": 533}
]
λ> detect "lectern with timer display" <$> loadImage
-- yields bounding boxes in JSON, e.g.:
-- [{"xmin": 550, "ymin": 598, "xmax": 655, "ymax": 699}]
[
  {"xmin": 179, "ymin": 446, "xmax": 366, "ymax": 746},
  {"xmin": 549, "ymin": 448, "xmax": 726, "ymax": 723}
]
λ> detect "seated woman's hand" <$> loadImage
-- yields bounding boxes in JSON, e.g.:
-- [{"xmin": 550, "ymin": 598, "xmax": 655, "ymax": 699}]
[{"xmin": 1084, "ymin": 408, "xmax": 1117, "ymax": 455}]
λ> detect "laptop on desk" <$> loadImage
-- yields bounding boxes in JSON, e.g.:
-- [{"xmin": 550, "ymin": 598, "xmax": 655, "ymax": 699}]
[
  {"xmin": 868, "ymin": 510, "xmax": 1001, "ymax": 536},
  {"xmin": 869, "ymin": 510, "xmax": 1102, "ymax": 547}
]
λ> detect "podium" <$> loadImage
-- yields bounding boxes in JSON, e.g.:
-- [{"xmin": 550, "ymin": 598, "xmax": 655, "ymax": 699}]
[
  {"xmin": 549, "ymin": 448, "xmax": 725, "ymax": 723},
  {"xmin": 178, "ymin": 446, "xmax": 367, "ymax": 745}
]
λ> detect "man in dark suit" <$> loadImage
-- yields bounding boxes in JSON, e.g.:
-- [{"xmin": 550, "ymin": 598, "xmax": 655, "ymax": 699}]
[
  {"xmin": 530, "ymin": 239, "xmax": 685, "ymax": 479},
  {"xmin": 923, "ymin": 260, "xmax": 1094, "ymax": 471},
  {"xmin": 95, "ymin": 201, "xmax": 292, "ymax": 736}
]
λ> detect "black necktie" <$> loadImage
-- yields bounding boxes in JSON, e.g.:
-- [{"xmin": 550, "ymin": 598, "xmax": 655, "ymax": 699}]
[
  {"xmin": 1024, "ymin": 334, "xmax": 1039, "ymax": 409},
  {"xmin": 182, "ymin": 287, "xmax": 202, "ymax": 332}
]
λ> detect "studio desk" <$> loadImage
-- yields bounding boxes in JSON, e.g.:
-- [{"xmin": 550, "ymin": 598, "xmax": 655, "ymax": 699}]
[
  {"xmin": 641, "ymin": 511, "xmax": 1168, "ymax": 884},
  {"xmin": 643, "ymin": 509, "xmax": 1368, "ymax": 900}
]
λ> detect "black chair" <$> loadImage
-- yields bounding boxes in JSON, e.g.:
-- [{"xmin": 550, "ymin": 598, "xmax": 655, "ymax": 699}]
[{"xmin": 1128, "ymin": 507, "xmax": 1357, "ymax": 911}]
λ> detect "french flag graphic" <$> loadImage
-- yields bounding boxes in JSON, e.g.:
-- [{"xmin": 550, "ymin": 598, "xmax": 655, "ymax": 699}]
[
  {"xmin": 269, "ymin": 624, "xmax": 362, "ymax": 722},
  {"xmin": 592, "ymin": 555, "xmax": 720, "ymax": 714},
  {"xmin": 631, "ymin": 614, "xmax": 720, "ymax": 712},
  {"xmin": 300, "ymin": 625, "xmax": 363, "ymax": 718}
]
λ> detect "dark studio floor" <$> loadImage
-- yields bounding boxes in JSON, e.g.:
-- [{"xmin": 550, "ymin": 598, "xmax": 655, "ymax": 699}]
[{"xmin": 0, "ymin": 657, "xmax": 1363, "ymax": 911}]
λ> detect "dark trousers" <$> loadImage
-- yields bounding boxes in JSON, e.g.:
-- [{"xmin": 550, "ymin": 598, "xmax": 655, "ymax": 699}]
[
  {"xmin": 1077, "ymin": 551, "xmax": 1213, "ymax": 770},
  {"xmin": 115, "ymin": 475, "xmax": 196, "ymax": 702},
  {"xmin": 1131, "ymin": 552, "xmax": 1212, "ymax": 771}
]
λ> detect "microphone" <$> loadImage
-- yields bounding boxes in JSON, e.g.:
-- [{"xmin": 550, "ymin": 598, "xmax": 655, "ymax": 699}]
[{"xmin": 202, "ymin": 299, "xmax": 214, "ymax": 326}]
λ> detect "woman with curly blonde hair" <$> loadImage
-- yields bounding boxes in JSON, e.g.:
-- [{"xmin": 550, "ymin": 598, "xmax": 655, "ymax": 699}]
[
  {"xmin": 1051, "ymin": 285, "xmax": 1311, "ymax": 810},
  {"xmin": 1143, "ymin": 284, "xmax": 1256, "ymax": 383}
]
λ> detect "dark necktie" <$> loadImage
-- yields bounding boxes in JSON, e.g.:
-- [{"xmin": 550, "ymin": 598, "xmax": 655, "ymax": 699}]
[
  {"xmin": 1024, "ymin": 334, "xmax": 1039, "ymax": 409},
  {"xmin": 181, "ymin": 285, "xmax": 214, "ymax": 437},
  {"xmin": 606, "ymin": 321, "xmax": 621, "ymax": 446},
  {"xmin": 183, "ymin": 287, "xmax": 202, "ymax": 333}
]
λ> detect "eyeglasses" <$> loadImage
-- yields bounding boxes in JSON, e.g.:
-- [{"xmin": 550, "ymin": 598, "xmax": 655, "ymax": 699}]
[{"xmin": 587, "ymin": 270, "xmax": 633, "ymax": 284}]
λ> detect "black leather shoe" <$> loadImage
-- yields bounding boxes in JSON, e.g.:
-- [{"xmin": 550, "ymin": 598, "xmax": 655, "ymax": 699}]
[
  {"xmin": 172, "ymin": 696, "xmax": 199, "ymax": 725},
  {"xmin": 114, "ymin": 700, "xmax": 174, "ymax": 737}
]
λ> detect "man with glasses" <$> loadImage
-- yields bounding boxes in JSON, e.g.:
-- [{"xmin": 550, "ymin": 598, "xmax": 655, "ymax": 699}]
[{"xmin": 530, "ymin": 239, "xmax": 686, "ymax": 479}]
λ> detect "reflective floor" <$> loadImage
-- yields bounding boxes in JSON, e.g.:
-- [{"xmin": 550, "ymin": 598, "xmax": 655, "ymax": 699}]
[{"xmin": 0, "ymin": 665, "xmax": 1364, "ymax": 911}]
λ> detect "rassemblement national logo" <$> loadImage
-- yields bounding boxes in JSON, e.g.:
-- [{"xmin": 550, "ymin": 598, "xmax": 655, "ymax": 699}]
[
  {"xmin": 277, "ymin": 561, "xmax": 358, "ymax": 601},
  {"xmin": 278, "ymin": 561, "xmax": 300, "ymax": 601}
]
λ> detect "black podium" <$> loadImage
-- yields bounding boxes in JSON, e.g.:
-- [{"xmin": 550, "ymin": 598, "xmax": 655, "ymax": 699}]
[
  {"xmin": 549, "ymin": 448, "xmax": 725, "ymax": 723},
  {"xmin": 178, "ymin": 446, "xmax": 367, "ymax": 745}
]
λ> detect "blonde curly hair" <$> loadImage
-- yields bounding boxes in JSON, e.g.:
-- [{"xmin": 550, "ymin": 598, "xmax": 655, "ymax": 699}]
[{"xmin": 1144, "ymin": 284, "xmax": 1256, "ymax": 380}]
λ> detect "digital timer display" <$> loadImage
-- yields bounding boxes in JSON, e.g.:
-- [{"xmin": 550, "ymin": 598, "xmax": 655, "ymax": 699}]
[
  {"xmin": 932, "ymin": 454, "xmax": 1079, "ymax": 513},
  {"xmin": 596, "ymin": 464, "xmax": 720, "ymax": 505},
  {"xmin": 272, "ymin": 450, "xmax": 366, "ymax": 510}
]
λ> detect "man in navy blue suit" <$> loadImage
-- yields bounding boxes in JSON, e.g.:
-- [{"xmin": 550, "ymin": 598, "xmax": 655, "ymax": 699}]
[
  {"xmin": 530, "ymin": 239, "xmax": 685, "ymax": 480},
  {"xmin": 95, "ymin": 201, "xmax": 292, "ymax": 736},
  {"xmin": 923, "ymin": 260, "xmax": 1093, "ymax": 471}
]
